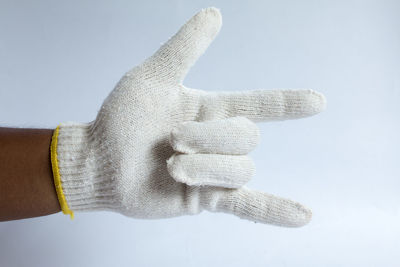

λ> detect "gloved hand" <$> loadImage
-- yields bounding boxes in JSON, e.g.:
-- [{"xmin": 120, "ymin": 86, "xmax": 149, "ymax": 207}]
[{"xmin": 51, "ymin": 7, "xmax": 326, "ymax": 227}]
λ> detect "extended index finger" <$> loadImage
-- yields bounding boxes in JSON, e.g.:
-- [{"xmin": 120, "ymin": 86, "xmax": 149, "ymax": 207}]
[{"xmin": 200, "ymin": 89, "xmax": 326, "ymax": 122}]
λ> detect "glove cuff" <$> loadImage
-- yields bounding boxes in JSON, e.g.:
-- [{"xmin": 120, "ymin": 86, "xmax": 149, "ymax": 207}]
[{"xmin": 51, "ymin": 122, "xmax": 119, "ymax": 218}]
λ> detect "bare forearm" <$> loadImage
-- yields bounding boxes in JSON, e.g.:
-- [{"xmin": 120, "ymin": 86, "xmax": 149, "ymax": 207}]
[{"xmin": 0, "ymin": 128, "xmax": 60, "ymax": 221}]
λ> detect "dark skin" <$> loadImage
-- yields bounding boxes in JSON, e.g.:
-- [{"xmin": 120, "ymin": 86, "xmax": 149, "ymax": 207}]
[{"xmin": 0, "ymin": 128, "xmax": 60, "ymax": 221}]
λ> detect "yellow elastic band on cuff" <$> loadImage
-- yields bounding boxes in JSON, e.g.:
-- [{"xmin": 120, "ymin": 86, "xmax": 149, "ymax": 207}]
[{"xmin": 50, "ymin": 126, "xmax": 74, "ymax": 219}]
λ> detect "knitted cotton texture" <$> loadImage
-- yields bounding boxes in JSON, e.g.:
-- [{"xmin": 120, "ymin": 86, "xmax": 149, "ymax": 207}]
[{"xmin": 53, "ymin": 7, "xmax": 326, "ymax": 227}]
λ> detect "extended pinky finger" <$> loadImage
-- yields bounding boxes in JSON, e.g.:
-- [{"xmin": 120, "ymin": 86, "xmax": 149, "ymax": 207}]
[{"xmin": 201, "ymin": 187, "xmax": 312, "ymax": 227}]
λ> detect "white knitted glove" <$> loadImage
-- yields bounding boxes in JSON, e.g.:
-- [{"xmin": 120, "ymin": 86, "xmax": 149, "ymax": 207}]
[{"xmin": 51, "ymin": 7, "xmax": 326, "ymax": 227}]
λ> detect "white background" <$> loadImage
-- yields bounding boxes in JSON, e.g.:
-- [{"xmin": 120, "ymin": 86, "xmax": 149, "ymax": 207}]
[{"xmin": 1, "ymin": 0, "xmax": 399, "ymax": 266}]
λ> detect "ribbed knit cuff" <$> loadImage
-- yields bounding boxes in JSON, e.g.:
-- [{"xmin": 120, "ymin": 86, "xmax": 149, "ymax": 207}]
[{"xmin": 55, "ymin": 122, "xmax": 120, "ymax": 214}]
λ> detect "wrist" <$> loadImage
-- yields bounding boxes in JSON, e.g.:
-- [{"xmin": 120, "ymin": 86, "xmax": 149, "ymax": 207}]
[{"xmin": 52, "ymin": 122, "xmax": 119, "ymax": 217}]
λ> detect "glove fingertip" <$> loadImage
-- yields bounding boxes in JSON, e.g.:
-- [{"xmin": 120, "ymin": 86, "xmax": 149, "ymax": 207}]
[
  {"xmin": 304, "ymin": 89, "xmax": 327, "ymax": 115},
  {"xmin": 169, "ymin": 124, "xmax": 196, "ymax": 154},
  {"xmin": 196, "ymin": 7, "xmax": 222, "ymax": 33},
  {"xmin": 289, "ymin": 203, "xmax": 313, "ymax": 227},
  {"xmin": 166, "ymin": 154, "xmax": 187, "ymax": 184}
]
